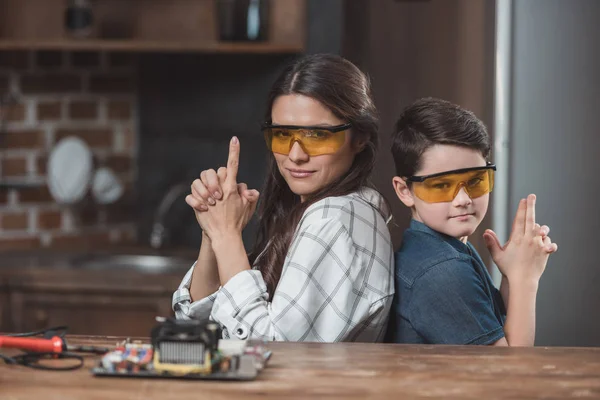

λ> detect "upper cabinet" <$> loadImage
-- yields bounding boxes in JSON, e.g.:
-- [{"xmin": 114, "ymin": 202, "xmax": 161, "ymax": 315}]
[{"xmin": 0, "ymin": 0, "xmax": 306, "ymax": 53}]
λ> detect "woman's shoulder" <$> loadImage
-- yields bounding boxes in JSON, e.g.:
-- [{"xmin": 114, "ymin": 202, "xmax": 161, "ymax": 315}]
[{"xmin": 299, "ymin": 188, "xmax": 390, "ymax": 235}]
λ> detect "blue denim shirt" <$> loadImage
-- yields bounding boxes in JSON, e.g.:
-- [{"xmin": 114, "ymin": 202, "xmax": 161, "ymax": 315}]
[{"xmin": 389, "ymin": 219, "xmax": 506, "ymax": 345}]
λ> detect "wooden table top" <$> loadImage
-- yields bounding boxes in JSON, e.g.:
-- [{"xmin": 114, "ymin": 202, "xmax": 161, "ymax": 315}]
[{"xmin": 1, "ymin": 336, "xmax": 600, "ymax": 399}]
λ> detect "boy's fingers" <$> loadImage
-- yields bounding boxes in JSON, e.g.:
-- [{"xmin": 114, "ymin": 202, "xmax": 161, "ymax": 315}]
[
  {"xmin": 544, "ymin": 236, "xmax": 558, "ymax": 253},
  {"xmin": 483, "ymin": 229, "xmax": 503, "ymax": 259},
  {"xmin": 534, "ymin": 235, "xmax": 544, "ymax": 248},
  {"xmin": 511, "ymin": 198, "xmax": 527, "ymax": 238},
  {"xmin": 525, "ymin": 194, "xmax": 536, "ymax": 234}
]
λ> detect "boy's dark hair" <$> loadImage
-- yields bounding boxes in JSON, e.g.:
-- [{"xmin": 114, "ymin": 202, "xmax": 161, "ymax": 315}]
[{"xmin": 391, "ymin": 97, "xmax": 491, "ymax": 177}]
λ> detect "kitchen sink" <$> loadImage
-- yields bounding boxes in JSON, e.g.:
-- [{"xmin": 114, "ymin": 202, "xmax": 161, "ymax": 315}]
[{"xmin": 69, "ymin": 254, "xmax": 194, "ymax": 273}]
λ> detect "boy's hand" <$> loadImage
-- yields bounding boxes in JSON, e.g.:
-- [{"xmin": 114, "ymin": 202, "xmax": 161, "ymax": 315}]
[{"xmin": 483, "ymin": 194, "xmax": 558, "ymax": 284}]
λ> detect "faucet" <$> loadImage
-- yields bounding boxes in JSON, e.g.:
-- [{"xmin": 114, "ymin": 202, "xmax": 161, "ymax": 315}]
[{"xmin": 150, "ymin": 182, "xmax": 190, "ymax": 249}]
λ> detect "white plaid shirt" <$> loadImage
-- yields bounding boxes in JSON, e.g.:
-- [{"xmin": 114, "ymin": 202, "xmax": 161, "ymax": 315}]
[{"xmin": 172, "ymin": 188, "xmax": 394, "ymax": 342}]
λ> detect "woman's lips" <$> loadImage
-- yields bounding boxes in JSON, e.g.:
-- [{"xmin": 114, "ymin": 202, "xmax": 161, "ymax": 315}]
[{"xmin": 287, "ymin": 168, "xmax": 316, "ymax": 178}]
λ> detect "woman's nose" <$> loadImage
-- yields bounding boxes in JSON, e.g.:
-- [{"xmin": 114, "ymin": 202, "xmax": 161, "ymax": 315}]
[{"xmin": 288, "ymin": 140, "xmax": 309, "ymax": 163}]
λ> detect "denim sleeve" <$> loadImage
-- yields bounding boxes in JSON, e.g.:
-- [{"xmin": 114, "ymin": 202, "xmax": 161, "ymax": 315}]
[
  {"xmin": 408, "ymin": 259, "xmax": 505, "ymax": 345},
  {"xmin": 493, "ymin": 286, "xmax": 507, "ymax": 318}
]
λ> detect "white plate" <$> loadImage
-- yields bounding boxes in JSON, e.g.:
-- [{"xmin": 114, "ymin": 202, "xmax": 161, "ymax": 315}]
[
  {"xmin": 47, "ymin": 136, "xmax": 93, "ymax": 204},
  {"xmin": 91, "ymin": 167, "xmax": 124, "ymax": 204}
]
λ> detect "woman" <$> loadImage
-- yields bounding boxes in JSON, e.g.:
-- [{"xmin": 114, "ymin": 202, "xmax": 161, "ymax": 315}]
[{"xmin": 173, "ymin": 54, "xmax": 394, "ymax": 342}]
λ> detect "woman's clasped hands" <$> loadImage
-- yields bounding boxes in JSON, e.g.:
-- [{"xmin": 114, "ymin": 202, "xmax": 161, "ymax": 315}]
[{"xmin": 185, "ymin": 136, "xmax": 260, "ymax": 242}]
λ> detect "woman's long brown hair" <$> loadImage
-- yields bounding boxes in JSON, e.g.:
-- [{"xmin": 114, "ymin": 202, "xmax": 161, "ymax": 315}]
[{"xmin": 249, "ymin": 54, "xmax": 381, "ymax": 294}]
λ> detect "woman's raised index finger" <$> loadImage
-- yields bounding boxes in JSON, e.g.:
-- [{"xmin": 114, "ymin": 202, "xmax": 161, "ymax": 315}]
[{"xmin": 226, "ymin": 136, "xmax": 240, "ymax": 185}]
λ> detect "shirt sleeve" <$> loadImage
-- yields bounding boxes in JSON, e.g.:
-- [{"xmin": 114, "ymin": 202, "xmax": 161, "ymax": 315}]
[
  {"xmin": 210, "ymin": 218, "xmax": 388, "ymax": 342},
  {"xmin": 408, "ymin": 259, "xmax": 505, "ymax": 345},
  {"xmin": 172, "ymin": 262, "xmax": 218, "ymax": 322},
  {"xmin": 492, "ymin": 286, "xmax": 507, "ymax": 318}
]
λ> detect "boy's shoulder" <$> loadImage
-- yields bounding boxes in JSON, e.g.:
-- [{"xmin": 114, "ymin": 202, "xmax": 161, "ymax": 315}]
[{"xmin": 395, "ymin": 224, "xmax": 473, "ymax": 287}]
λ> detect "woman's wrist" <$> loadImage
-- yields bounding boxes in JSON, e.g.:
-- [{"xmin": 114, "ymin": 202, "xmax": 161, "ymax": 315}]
[
  {"xmin": 210, "ymin": 230, "xmax": 243, "ymax": 252},
  {"xmin": 210, "ymin": 231, "xmax": 250, "ymax": 285}
]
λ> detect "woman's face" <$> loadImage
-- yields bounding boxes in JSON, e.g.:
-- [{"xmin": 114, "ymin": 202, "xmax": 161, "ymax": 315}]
[{"xmin": 270, "ymin": 94, "xmax": 359, "ymax": 201}]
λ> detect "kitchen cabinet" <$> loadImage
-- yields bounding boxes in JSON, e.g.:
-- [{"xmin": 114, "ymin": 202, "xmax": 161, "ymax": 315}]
[
  {"xmin": 0, "ymin": 250, "xmax": 193, "ymax": 337},
  {"xmin": 0, "ymin": 276, "xmax": 10, "ymax": 333},
  {"xmin": 0, "ymin": 0, "xmax": 306, "ymax": 54}
]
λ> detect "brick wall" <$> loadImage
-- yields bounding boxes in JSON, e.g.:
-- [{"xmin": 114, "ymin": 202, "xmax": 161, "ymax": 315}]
[{"xmin": 0, "ymin": 51, "xmax": 137, "ymax": 250}]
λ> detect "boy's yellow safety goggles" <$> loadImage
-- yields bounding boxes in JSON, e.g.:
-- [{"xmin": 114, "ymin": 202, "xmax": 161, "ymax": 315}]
[
  {"xmin": 406, "ymin": 164, "xmax": 496, "ymax": 203},
  {"xmin": 262, "ymin": 123, "xmax": 351, "ymax": 156}
]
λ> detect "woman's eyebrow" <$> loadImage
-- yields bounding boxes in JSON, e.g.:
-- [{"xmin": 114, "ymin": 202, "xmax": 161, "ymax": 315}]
[{"xmin": 270, "ymin": 119, "xmax": 342, "ymax": 126}]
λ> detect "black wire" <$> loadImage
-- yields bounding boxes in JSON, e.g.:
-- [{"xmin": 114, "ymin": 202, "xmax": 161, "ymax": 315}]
[
  {"xmin": 0, "ymin": 326, "xmax": 86, "ymax": 371},
  {"xmin": 4, "ymin": 352, "xmax": 84, "ymax": 371},
  {"xmin": 3, "ymin": 326, "xmax": 69, "ymax": 338},
  {"xmin": 0, "ymin": 353, "xmax": 14, "ymax": 363}
]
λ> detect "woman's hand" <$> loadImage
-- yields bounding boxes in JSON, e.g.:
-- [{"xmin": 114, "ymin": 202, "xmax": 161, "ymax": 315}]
[
  {"xmin": 187, "ymin": 179, "xmax": 259, "ymax": 235},
  {"xmin": 185, "ymin": 137, "xmax": 259, "ymax": 240},
  {"xmin": 483, "ymin": 194, "xmax": 558, "ymax": 285}
]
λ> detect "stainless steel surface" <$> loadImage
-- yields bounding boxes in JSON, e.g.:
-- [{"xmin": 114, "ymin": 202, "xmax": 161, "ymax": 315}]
[
  {"xmin": 491, "ymin": 0, "xmax": 512, "ymax": 286},
  {"xmin": 69, "ymin": 254, "xmax": 193, "ymax": 273}
]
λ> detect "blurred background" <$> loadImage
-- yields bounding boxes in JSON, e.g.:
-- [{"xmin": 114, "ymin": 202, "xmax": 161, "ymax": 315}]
[{"xmin": 0, "ymin": 0, "xmax": 597, "ymax": 347}]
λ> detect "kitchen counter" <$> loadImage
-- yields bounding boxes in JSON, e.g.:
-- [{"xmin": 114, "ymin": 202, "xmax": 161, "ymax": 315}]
[
  {"xmin": 0, "ymin": 245, "xmax": 198, "ymax": 270},
  {"xmin": 0, "ymin": 246, "xmax": 197, "ymax": 337}
]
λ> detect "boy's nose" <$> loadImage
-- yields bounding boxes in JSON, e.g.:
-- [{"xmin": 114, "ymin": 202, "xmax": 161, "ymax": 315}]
[
  {"xmin": 452, "ymin": 186, "xmax": 473, "ymax": 206},
  {"xmin": 288, "ymin": 140, "xmax": 310, "ymax": 163}
]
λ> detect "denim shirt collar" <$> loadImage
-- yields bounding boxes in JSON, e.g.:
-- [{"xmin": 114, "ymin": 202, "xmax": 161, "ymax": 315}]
[{"xmin": 409, "ymin": 219, "xmax": 473, "ymax": 256}]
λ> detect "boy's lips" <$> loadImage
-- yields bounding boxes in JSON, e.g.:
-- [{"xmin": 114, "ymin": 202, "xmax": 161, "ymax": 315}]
[{"xmin": 450, "ymin": 213, "xmax": 475, "ymax": 219}]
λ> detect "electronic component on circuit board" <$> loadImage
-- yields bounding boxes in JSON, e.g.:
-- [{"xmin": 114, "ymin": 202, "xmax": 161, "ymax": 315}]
[{"xmin": 92, "ymin": 318, "xmax": 271, "ymax": 381}]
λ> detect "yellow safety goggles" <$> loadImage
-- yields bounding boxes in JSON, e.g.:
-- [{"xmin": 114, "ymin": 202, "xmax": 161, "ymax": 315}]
[
  {"xmin": 407, "ymin": 164, "xmax": 496, "ymax": 203},
  {"xmin": 262, "ymin": 123, "xmax": 351, "ymax": 156}
]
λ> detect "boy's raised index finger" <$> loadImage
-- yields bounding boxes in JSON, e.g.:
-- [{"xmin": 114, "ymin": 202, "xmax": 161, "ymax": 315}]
[
  {"xmin": 525, "ymin": 194, "xmax": 536, "ymax": 233},
  {"xmin": 226, "ymin": 136, "xmax": 240, "ymax": 185}
]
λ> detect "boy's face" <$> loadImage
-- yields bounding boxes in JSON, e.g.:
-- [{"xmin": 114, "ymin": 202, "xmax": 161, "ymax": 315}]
[{"xmin": 393, "ymin": 144, "xmax": 490, "ymax": 241}]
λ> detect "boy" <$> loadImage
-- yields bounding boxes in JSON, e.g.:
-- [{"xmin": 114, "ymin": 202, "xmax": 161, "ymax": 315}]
[{"xmin": 388, "ymin": 97, "xmax": 557, "ymax": 345}]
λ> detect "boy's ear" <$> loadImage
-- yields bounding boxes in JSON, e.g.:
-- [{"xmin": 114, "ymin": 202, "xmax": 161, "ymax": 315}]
[{"xmin": 392, "ymin": 176, "xmax": 415, "ymax": 208}]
